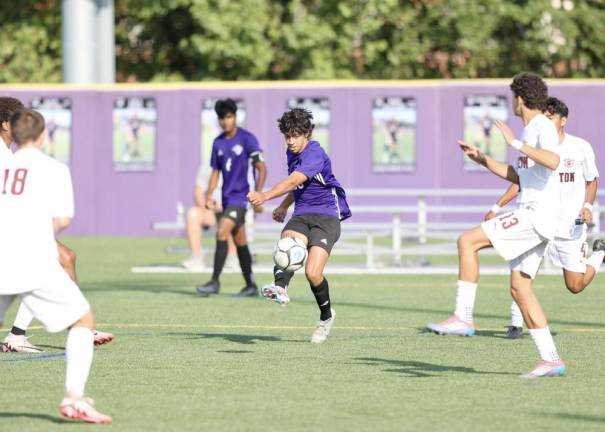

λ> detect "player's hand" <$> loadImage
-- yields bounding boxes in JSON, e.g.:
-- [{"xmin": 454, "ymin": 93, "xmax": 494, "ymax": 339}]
[
  {"xmin": 253, "ymin": 204, "xmax": 264, "ymax": 214},
  {"xmin": 579, "ymin": 208, "xmax": 593, "ymax": 224},
  {"xmin": 484, "ymin": 211, "xmax": 497, "ymax": 221},
  {"xmin": 247, "ymin": 191, "xmax": 267, "ymax": 206},
  {"xmin": 458, "ymin": 140, "xmax": 486, "ymax": 165},
  {"xmin": 205, "ymin": 198, "xmax": 216, "ymax": 210},
  {"xmin": 272, "ymin": 206, "xmax": 287, "ymax": 223},
  {"xmin": 494, "ymin": 120, "xmax": 515, "ymax": 145}
]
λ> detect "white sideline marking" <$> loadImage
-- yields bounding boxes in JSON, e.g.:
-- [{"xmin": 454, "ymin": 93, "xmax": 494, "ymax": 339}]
[{"xmin": 131, "ymin": 265, "xmax": 562, "ymax": 276}]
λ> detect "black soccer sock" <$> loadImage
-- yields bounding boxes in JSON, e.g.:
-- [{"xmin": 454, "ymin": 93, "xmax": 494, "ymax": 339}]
[
  {"xmin": 274, "ymin": 266, "xmax": 294, "ymax": 289},
  {"xmin": 10, "ymin": 326, "xmax": 26, "ymax": 336},
  {"xmin": 211, "ymin": 240, "xmax": 229, "ymax": 281},
  {"xmin": 310, "ymin": 278, "xmax": 332, "ymax": 321},
  {"xmin": 237, "ymin": 245, "xmax": 255, "ymax": 286}
]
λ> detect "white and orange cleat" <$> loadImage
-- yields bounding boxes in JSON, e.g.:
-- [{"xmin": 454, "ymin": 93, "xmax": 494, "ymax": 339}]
[
  {"xmin": 520, "ymin": 360, "xmax": 566, "ymax": 379},
  {"xmin": 60, "ymin": 396, "xmax": 112, "ymax": 424},
  {"xmin": 2, "ymin": 333, "xmax": 44, "ymax": 353},
  {"xmin": 93, "ymin": 330, "xmax": 114, "ymax": 347},
  {"xmin": 426, "ymin": 315, "xmax": 475, "ymax": 336}
]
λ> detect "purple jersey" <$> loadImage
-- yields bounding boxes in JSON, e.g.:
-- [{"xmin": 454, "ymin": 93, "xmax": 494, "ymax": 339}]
[
  {"xmin": 287, "ymin": 141, "xmax": 351, "ymax": 221},
  {"xmin": 211, "ymin": 128, "xmax": 262, "ymax": 208}
]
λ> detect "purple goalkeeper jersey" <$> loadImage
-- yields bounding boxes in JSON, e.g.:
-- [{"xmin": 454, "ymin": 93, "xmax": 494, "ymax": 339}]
[
  {"xmin": 210, "ymin": 128, "xmax": 262, "ymax": 208},
  {"xmin": 287, "ymin": 141, "xmax": 351, "ymax": 221}
]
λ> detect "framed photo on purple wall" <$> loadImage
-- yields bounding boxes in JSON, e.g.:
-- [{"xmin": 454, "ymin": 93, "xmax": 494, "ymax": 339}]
[
  {"xmin": 30, "ymin": 97, "xmax": 72, "ymax": 165},
  {"xmin": 372, "ymin": 97, "xmax": 416, "ymax": 172},
  {"xmin": 112, "ymin": 97, "xmax": 157, "ymax": 172},
  {"xmin": 463, "ymin": 95, "xmax": 508, "ymax": 171}
]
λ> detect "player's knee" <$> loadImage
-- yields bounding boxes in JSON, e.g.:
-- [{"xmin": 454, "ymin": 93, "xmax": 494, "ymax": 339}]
[
  {"xmin": 187, "ymin": 207, "xmax": 201, "ymax": 223},
  {"xmin": 457, "ymin": 232, "xmax": 471, "ymax": 252},
  {"xmin": 565, "ymin": 282, "xmax": 584, "ymax": 294},
  {"xmin": 60, "ymin": 247, "xmax": 77, "ymax": 269},
  {"xmin": 305, "ymin": 267, "xmax": 323, "ymax": 286}
]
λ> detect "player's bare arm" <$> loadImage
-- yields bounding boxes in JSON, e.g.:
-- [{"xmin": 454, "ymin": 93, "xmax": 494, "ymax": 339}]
[
  {"xmin": 580, "ymin": 178, "xmax": 598, "ymax": 224},
  {"xmin": 253, "ymin": 160, "xmax": 268, "ymax": 213},
  {"xmin": 485, "ymin": 183, "xmax": 520, "ymax": 221},
  {"xmin": 247, "ymin": 171, "xmax": 307, "ymax": 206},
  {"xmin": 272, "ymin": 192, "xmax": 294, "ymax": 223},
  {"xmin": 495, "ymin": 120, "xmax": 560, "ymax": 170},
  {"xmin": 205, "ymin": 169, "xmax": 220, "ymax": 209},
  {"xmin": 458, "ymin": 140, "xmax": 519, "ymax": 183}
]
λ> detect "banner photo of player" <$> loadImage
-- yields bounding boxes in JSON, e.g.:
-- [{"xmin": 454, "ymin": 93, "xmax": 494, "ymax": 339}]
[
  {"xmin": 372, "ymin": 97, "xmax": 416, "ymax": 172},
  {"xmin": 113, "ymin": 97, "xmax": 157, "ymax": 171},
  {"xmin": 286, "ymin": 97, "xmax": 330, "ymax": 153},
  {"xmin": 30, "ymin": 97, "xmax": 72, "ymax": 165},
  {"xmin": 200, "ymin": 98, "xmax": 246, "ymax": 163},
  {"xmin": 463, "ymin": 95, "xmax": 509, "ymax": 171}
]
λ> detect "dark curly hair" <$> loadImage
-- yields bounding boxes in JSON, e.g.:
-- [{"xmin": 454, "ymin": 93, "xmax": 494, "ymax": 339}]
[
  {"xmin": 544, "ymin": 97, "xmax": 569, "ymax": 118},
  {"xmin": 0, "ymin": 96, "xmax": 25, "ymax": 124},
  {"xmin": 214, "ymin": 98, "xmax": 237, "ymax": 119},
  {"xmin": 510, "ymin": 73, "xmax": 548, "ymax": 110},
  {"xmin": 277, "ymin": 108, "xmax": 314, "ymax": 137}
]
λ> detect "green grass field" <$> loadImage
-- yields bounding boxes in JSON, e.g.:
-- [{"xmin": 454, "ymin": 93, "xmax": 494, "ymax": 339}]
[{"xmin": 2, "ymin": 237, "xmax": 605, "ymax": 432}]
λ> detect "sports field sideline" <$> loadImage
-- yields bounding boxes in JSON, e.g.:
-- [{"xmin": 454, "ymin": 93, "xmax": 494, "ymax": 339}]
[{"xmin": 2, "ymin": 237, "xmax": 605, "ymax": 432}]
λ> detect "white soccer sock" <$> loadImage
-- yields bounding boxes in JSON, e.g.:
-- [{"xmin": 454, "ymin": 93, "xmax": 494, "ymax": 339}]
[
  {"xmin": 454, "ymin": 280, "xmax": 477, "ymax": 323},
  {"xmin": 13, "ymin": 302, "xmax": 34, "ymax": 331},
  {"xmin": 510, "ymin": 301, "xmax": 524, "ymax": 328},
  {"xmin": 587, "ymin": 251, "xmax": 605, "ymax": 273},
  {"xmin": 528, "ymin": 327, "xmax": 560, "ymax": 362},
  {"xmin": 65, "ymin": 327, "xmax": 94, "ymax": 397}
]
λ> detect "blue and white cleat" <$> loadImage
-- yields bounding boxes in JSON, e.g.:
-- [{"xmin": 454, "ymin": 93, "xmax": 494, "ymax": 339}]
[
  {"xmin": 520, "ymin": 360, "xmax": 566, "ymax": 379},
  {"xmin": 260, "ymin": 283, "xmax": 290, "ymax": 306},
  {"xmin": 426, "ymin": 315, "xmax": 475, "ymax": 336}
]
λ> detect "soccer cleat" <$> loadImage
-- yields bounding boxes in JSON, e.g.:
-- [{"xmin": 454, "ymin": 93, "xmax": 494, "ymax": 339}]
[
  {"xmin": 426, "ymin": 315, "xmax": 475, "ymax": 336},
  {"xmin": 60, "ymin": 396, "xmax": 112, "ymax": 424},
  {"xmin": 506, "ymin": 326, "xmax": 523, "ymax": 339},
  {"xmin": 310, "ymin": 309, "xmax": 335, "ymax": 344},
  {"xmin": 181, "ymin": 255, "xmax": 206, "ymax": 272},
  {"xmin": 592, "ymin": 239, "xmax": 605, "ymax": 261},
  {"xmin": 520, "ymin": 360, "xmax": 566, "ymax": 379},
  {"xmin": 260, "ymin": 283, "xmax": 290, "ymax": 306},
  {"xmin": 196, "ymin": 279, "xmax": 220, "ymax": 296},
  {"xmin": 93, "ymin": 330, "xmax": 114, "ymax": 346},
  {"xmin": 2, "ymin": 333, "xmax": 44, "ymax": 353},
  {"xmin": 236, "ymin": 284, "xmax": 258, "ymax": 297}
]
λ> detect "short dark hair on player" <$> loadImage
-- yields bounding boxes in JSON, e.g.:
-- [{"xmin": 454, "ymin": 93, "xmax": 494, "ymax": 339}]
[
  {"xmin": 544, "ymin": 97, "xmax": 569, "ymax": 118},
  {"xmin": 0, "ymin": 97, "xmax": 25, "ymax": 124},
  {"xmin": 278, "ymin": 108, "xmax": 315, "ymax": 137},
  {"xmin": 11, "ymin": 109, "xmax": 45, "ymax": 145},
  {"xmin": 510, "ymin": 72, "xmax": 548, "ymax": 110},
  {"xmin": 214, "ymin": 98, "xmax": 237, "ymax": 118}
]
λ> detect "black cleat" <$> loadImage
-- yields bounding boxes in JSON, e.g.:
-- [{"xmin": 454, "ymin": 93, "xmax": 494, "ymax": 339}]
[
  {"xmin": 236, "ymin": 284, "xmax": 258, "ymax": 297},
  {"xmin": 506, "ymin": 326, "xmax": 523, "ymax": 339},
  {"xmin": 196, "ymin": 279, "xmax": 220, "ymax": 296},
  {"xmin": 592, "ymin": 239, "xmax": 605, "ymax": 262}
]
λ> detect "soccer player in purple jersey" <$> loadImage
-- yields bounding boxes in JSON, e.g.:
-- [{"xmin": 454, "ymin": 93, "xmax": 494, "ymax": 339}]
[
  {"xmin": 196, "ymin": 99, "xmax": 267, "ymax": 297},
  {"xmin": 248, "ymin": 108, "xmax": 351, "ymax": 343}
]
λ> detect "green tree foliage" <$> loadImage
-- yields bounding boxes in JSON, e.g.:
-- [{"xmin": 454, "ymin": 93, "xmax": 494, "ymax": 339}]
[{"xmin": 2, "ymin": 0, "xmax": 605, "ymax": 82}]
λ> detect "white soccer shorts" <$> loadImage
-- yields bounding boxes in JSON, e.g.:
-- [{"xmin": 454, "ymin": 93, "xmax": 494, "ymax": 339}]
[
  {"xmin": 481, "ymin": 208, "xmax": 546, "ymax": 261},
  {"xmin": 18, "ymin": 267, "xmax": 90, "ymax": 333},
  {"xmin": 546, "ymin": 235, "xmax": 588, "ymax": 274},
  {"xmin": 509, "ymin": 241, "xmax": 548, "ymax": 279}
]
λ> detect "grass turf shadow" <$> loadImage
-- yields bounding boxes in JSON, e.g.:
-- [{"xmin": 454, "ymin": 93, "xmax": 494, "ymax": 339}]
[
  {"xmin": 0, "ymin": 411, "xmax": 70, "ymax": 424},
  {"xmin": 355, "ymin": 357, "xmax": 516, "ymax": 378},
  {"xmin": 166, "ymin": 332, "xmax": 287, "ymax": 345}
]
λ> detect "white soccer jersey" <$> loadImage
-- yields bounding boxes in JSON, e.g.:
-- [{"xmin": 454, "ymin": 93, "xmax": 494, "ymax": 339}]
[
  {"xmin": 0, "ymin": 141, "xmax": 13, "ymax": 161},
  {"xmin": 0, "ymin": 148, "xmax": 74, "ymax": 294},
  {"xmin": 514, "ymin": 114, "xmax": 560, "ymax": 239},
  {"xmin": 553, "ymin": 133, "xmax": 599, "ymax": 239}
]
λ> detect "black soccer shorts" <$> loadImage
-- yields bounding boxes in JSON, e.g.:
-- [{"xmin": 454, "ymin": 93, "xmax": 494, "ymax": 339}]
[{"xmin": 283, "ymin": 214, "xmax": 341, "ymax": 254}]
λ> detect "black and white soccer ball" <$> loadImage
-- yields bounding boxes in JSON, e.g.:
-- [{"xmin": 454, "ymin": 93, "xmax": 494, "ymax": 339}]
[{"xmin": 273, "ymin": 237, "xmax": 308, "ymax": 272}]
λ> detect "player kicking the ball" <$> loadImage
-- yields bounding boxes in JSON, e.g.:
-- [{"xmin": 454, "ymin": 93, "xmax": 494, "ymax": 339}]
[
  {"xmin": 483, "ymin": 97, "xmax": 604, "ymax": 339},
  {"xmin": 0, "ymin": 110, "xmax": 111, "ymax": 423},
  {"xmin": 426, "ymin": 73, "xmax": 567, "ymax": 378},
  {"xmin": 247, "ymin": 108, "xmax": 351, "ymax": 344}
]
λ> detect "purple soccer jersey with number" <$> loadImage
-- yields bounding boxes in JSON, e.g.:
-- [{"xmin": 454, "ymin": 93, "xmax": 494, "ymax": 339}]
[
  {"xmin": 210, "ymin": 128, "xmax": 262, "ymax": 208},
  {"xmin": 287, "ymin": 141, "xmax": 351, "ymax": 221}
]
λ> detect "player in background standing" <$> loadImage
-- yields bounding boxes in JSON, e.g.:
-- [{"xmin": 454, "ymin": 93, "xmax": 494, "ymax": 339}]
[
  {"xmin": 196, "ymin": 98, "xmax": 267, "ymax": 297},
  {"xmin": 248, "ymin": 108, "xmax": 352, "ymax": 343},
  {"xmin": 426, "ymin": 73, "xmax": 567, "ymax": 378},
  {"xmin": 483, "ymin": 97, "xmax": 605, "ymax": 339},
  {"xmin": 0, "ymin": 96, "xmax": 113, "ymax": 353},
  {"xmin": 0, "ymin": 110, "xmax": 111, "ymax": 423}
]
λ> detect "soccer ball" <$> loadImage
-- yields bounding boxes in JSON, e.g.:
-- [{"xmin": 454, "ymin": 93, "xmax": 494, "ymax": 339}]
[{"xmin": 273, "ymin": 237, "xmax": 308, "ymax": 272}]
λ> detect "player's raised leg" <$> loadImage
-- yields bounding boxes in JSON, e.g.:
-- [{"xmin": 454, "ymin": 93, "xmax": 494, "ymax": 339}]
[
  {"xmin": 305, "ymin": 246, "xmax": 335, "ymax": 344},
  {"xmin": 426, "ymin": 225, "xmax": 492, "ymax": 336}
]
